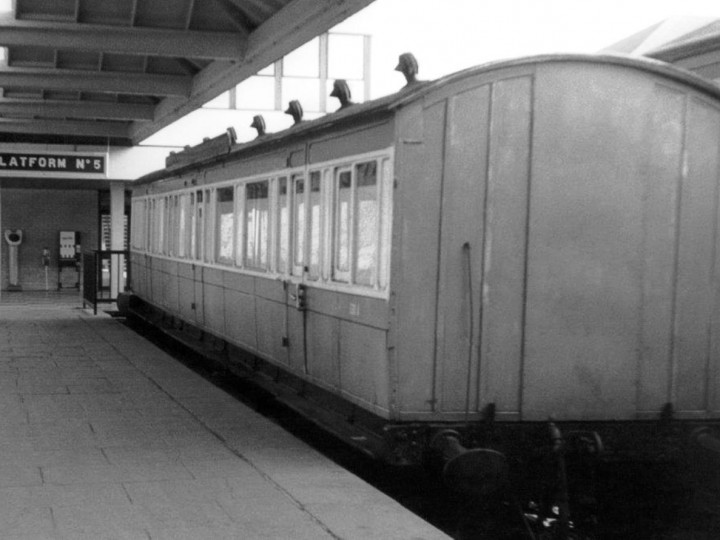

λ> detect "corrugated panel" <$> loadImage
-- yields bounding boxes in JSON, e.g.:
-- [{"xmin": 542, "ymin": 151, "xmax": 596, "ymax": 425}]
[
  {"xmin": 190, "ymin": 2, "xmax": 261, "ymax": 32},
  {"xmin": 133, "ymin": 0, "xmax": 194, "ymax": 29},
  {"xmin": 638, "ymin": 85, "xmax": 685, "ymax": 413},
  {"xmin": 478, "ymin": 75, "xmax": 533, "ymax": 417},
  {"xmin": 195, "ymin": 270, "xmax": 206, "ymax": 327},
  {"xmin": 673, "ymin": 96, "xmax": 720, "ymax": 413},
  {"xmin": 101, "ymin": 54, "xmax": 147, "ymax": 74},
  {"xmin": 340, "ymin": 321, "xmax": 390, "ymax": 410},
  {"xmin": 523, "ymin": 64, "xmax": 650, "ymax": 421},
  {"xmin": 146, "ymin": 56, "xmax": 207, "ymax": 76},
  {"xmin": 393, "ymin": 100, "xmax": 444, "ymax": 414},
  {"xmin": 16, "ymin": 0, "xmax": 77, "ymax": 21},
  {"xmin": 431, "ymin": 73, "xmax": 533, "ymax": 418},
  {"xmin": 8, "ymin": 46, "xmax": 54, "ymax": 67},
  {"xmin": 307, "ymin": 312, "xmax": 341, "ymax": 387},
  {"xmin": 56, "ymin": 50, "xmax": 99, "ymax": 70},
  {"xmin": 255, "ymin": 296, "xmax": 289, "ymax": 365},
  {"xmin": 435, "ymin": 84, "xmax": 490, "ymax": 413},
  {"xmin": 77, "ymin": 0, "xmax": 134, "ymax": 25}
]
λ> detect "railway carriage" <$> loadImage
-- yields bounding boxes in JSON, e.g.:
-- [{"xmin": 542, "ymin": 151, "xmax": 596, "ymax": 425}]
[{"xmin": 128, "ymin": 54, "xmax": 720, "ymax": 477}]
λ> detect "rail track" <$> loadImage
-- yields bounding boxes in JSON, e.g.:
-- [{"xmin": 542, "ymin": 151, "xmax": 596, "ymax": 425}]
[{"xmin": 123, "ymin": 314, "xmax": 720, "ymax": 539}]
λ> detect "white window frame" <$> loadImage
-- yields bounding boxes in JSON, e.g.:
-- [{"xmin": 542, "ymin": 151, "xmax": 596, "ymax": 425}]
[
  {"xmin": 332, "ymin": 165, "xmax": 353, "ymax": 284},
  {"xmin": 306, "ymin": 169, "xmax": 324, "ymax": 281},
  {"xmin": 203, "ymin": 188, "xmax": 215, "ymax": 263},
  {"xmin": 352, "ymin": 159, "xmax": 381, "ymax": 287},
  {"xmin": 243, "ymin": 178, "xmax": 271, "ymax": 272},
  {"xmin": 274, "ymin": 174, "xmax": 293, "ymax": 276},
  {"xmin": 131, "ymin": 148, "xmax": 393, "ymax": 298},
  {"xmin": 215, "ymin": 185, "xmax": 236, "ymax": 266},
  {"xmin": 291, "ymin": 171, "xmax": 306, "ymax": 277},
  {"xmin": 234, "ymin": 183, "xmax": 245, "ymax": 267}
]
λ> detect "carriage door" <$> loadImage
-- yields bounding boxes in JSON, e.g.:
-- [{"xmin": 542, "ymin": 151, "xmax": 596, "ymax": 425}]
[
  {"xmin": 283, "ymin": 172, "xmax": 309, "ymax": 373},
  {"xmin": 192, "ymin": 188, "xmax": 207, "ymax": 327}
]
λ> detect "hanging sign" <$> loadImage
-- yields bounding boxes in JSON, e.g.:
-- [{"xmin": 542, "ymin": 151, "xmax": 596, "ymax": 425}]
[{"xmin": 0, "ymin": 152, "xmax": 108, "ymax": 179}]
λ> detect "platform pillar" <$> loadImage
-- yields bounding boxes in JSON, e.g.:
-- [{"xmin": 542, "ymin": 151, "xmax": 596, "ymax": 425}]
[{"xmin": 110, "ymin": 182, "xmax": 125, "ymax": 299}]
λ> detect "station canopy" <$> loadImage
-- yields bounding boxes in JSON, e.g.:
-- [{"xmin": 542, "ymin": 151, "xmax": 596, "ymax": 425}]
[{"xmin": 0, "ymin": 0, "xmax": 373, "ymax": 146}]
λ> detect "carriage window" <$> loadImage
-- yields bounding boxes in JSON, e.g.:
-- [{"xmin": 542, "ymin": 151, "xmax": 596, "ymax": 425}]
[
  {"xmin": 216, "ymin": 187, "xmax": 234, "ymax": 264},
  {"xmin": 148, "ymin": 199, "xmax": 155, "ymax": 252},
  {"xmin": 169, "ymin": 197, "xmax": 176, "ymax": 255},
  {"xmin": 334, "ymin": 169, "xmax": 352, "ymax": 281},
  {"xmin": 178, "ymin": 194, "xmax": 187, "ymax": 258},
  {"xmin": 293, "ymin": 174, "xmax": 305, "ymax": 270},
  {"xmin": 157, "ymin": 198, "xmax": 166, "ymax": 254},
  {"xmin": 130, "ymin": 200, "xmax": 139, "ymax": 250},
  {"xmin": 332, "ymin": 160, "xmax": 379, "ymax": 287},
  {"xmin": 147, "ymin": 199, "xmax": 155, "ymax": 252},
  {"xmin": 245, "ymin": 181, "xmax": 269, "ymax": 269},
  {"xmin": 277, "ymin": 177, "xmax": 290, "ymax": 273},
  {"xmin": 138, "ymin": 199, "xmax": 146, "ymax": 251},
  {"xmin": 135, "ymin": 152, "xmax": 390, "ymax": 293},
  {"xmin": 355, "ymin": 161, "xmax": 378, "ymax": 285},
  {"xmin": 194, "ymin": 190, "xmax": 203, "ymax": 260},
  {"xmin": 163, "ymin": 197, "xmax": 171, "ymax": 255},
  {"xmin": 204, "ymin": 189, "xmax": 213, "ymax": 262},
  {"xmin": 131, "ymin": 199, "xmax": 146, "ymax": 250},
  {"xmin": 150, "ymin": 199, "xmax": 156, "ymax": 253},
  {"xmin": 172, "ymin": 196, "xmax": 179, "ymax": 255},
  {"xmin": 188, "ymin": 192, "xmax": 196, "ymax": 258},
  {"xmin": 308, "ymin": 171, "xmax": 322, "ymax": 279}
]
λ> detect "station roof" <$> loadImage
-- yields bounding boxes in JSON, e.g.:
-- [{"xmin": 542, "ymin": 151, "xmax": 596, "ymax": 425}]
[
  {"xmin": 645, "ymin": 21, "xmax": 720, "ymax": 82},
  {"xmin": 0, "ymin": 0, "xmax": 373, "ymax": 146},
  {"xmin": 603, "ymin": 17, "xmax": 720, "ymax": 85}
]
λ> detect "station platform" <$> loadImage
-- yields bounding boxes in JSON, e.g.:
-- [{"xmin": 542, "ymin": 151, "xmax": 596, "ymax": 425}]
[{"xmin": 0, "ymin": 293, "xmax": 449, "ymax": 539}]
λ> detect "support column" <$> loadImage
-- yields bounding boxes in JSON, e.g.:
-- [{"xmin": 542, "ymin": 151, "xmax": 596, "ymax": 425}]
[
  {"xmin": 110, "ymin": 181, "xmax": 125, "ymax": 299},
  {"xmin": 0, "ymin": 179, "xmax": 2, "ymax": 302}
]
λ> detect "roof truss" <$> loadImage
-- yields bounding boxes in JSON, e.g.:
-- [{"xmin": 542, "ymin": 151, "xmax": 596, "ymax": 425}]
[
  {"xmin": 0, "ymin": 0, "xmax": 374, "ymax": 145},
  {"xmin": 0, "ymin": 15, "xmax": 246, "ymax": 60}
]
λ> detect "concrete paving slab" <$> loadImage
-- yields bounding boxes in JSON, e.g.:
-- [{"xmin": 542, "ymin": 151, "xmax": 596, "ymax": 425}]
[
  {"xmin": 0, "ymin": 506, "xmax": 55, "ymax": 538},
  {"xmin": 0, "ymin": 301, "xmax": 450, "ymax": 539}
]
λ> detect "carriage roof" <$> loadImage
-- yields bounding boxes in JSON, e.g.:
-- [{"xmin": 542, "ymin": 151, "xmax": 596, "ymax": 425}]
[{"xmin": 135, "ymin": 53, "xmax": 720, "ymax": 185}]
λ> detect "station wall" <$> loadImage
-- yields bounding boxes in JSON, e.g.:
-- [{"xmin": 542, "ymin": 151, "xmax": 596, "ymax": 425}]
[{"xmin": 1, "ymin": 188, "xmax": 98, "ymax": 291}]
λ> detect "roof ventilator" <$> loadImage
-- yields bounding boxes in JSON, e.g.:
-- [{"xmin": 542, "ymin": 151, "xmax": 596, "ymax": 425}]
[
  {"xmin": 285, "ymin": 100, "xmax": 304, "ymax": 125},
  {"xmin": 330, "ymin": 79, "xmax": 354, "ymax": 109}
]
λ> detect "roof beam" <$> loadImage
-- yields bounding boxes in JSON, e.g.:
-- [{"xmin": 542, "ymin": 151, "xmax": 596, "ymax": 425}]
[
  {"xmin": 220, "ymin": 0, "xmax": 268, "ymax": 27},
  {"xmin": 0, "ymin": 118, "xmax": 130, "ymax": 139},
  {"xmin": 0, "ymin": 68, "xmax": 191, "ymax": 97},
  {"xmin": 130, "ymin": 0, "xmax": 375, "ymax": 143},
  {"xmin": 0, "ymin": 99, "xmax": 155, "ymax": 121},
  {"xmin": 0, "ymin": 14, "xmax": 246, "ymax": 60},
  {"xmin": 209, "ymin": 0, "xmax": 252, "ymax": 38}
]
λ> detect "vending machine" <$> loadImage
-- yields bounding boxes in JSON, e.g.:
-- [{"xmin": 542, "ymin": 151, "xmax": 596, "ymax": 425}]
[{"xmin": 58, "ymin": 231, "xmax": 80, "ymax": 289}]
